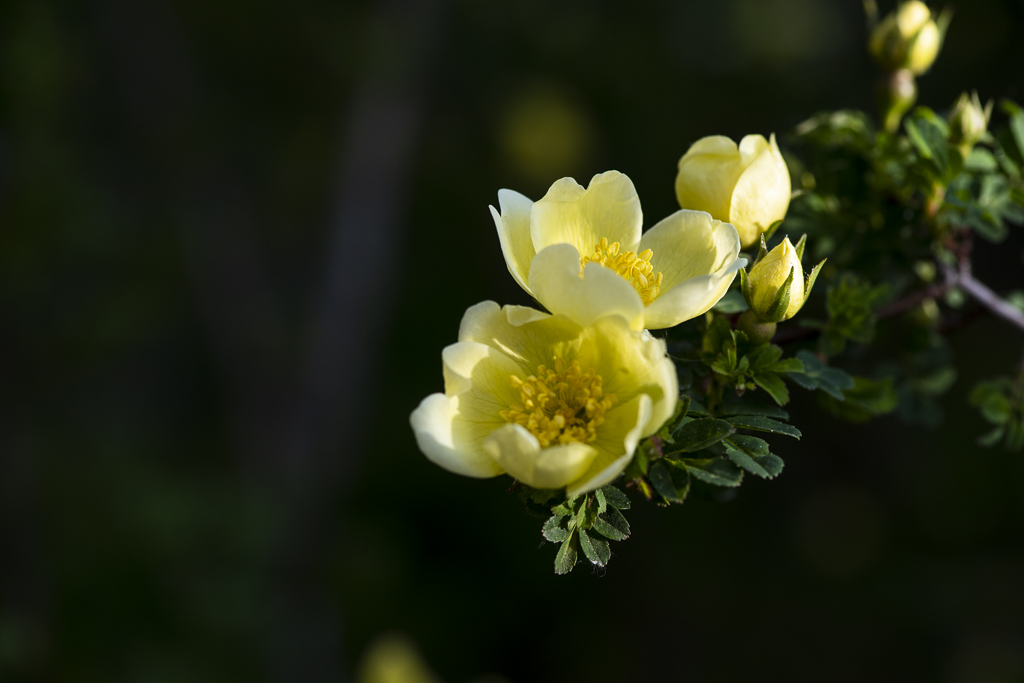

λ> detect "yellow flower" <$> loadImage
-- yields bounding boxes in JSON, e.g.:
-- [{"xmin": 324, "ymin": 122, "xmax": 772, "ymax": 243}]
[
  {"xmin": 410, "ymin": 302, "xmax": 677, "ymax": 495},
  {"xmin": 741, "ymin": 236, "xmax": 824, "ymax": 323},
  {"xmin": 869, "ymin": 0, "xmax": 941, "ymax": 75},
  {"xmin": 674, "ymin": 134, "xmax": 791, "ymax": 249},
  {"xmin": 491, "ymin": 171, "xmax": 744, "ymax": 331}
]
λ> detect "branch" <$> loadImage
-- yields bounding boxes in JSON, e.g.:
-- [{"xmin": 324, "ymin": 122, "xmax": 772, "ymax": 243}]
[{"xmin": 946, "ymin": 264, "xmax": 1024, "ymax": 333}]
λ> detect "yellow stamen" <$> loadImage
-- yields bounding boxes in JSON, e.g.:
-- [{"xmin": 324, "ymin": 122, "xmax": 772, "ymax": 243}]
[
  {"xmin": 499, "ymin": 359, "xmax": 617, "ymax": 448},
  {"xmin": 580, "ymin": 237, "xmax": 663, "ymax": 305}
]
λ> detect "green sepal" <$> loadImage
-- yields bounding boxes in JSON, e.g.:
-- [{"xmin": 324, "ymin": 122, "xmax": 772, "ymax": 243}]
[
  {"xmin": 762, "ymin": 267, "xmax": 795, "ymax": 323},
  {"xmin": 579, "ymin": 529, "xmax": 611, "ymax": 566},
  {"xmin": 739, "ymin": 268, "xmax": 753, "ymax": 308},
  {"xmin": 762, "ymin": 219, "xmax": 784, "ymax": 242},
  {"xmin": 755, "ymin": 233, "xmax": 770, "ymax": 265},
  {"xmin": 592, "ymin": 508, "xmax": 630, "ymax": 541},
  {"xmin": 803, "ymin": 258, "xmax": 826, "ymax": 306},
  {"xmin": 794, "ymin": 233, "xmax": 807, "ymax": 260},
  {"xmin": 554, "ymin": 532, "xmax": 579, "ymax": 574}
]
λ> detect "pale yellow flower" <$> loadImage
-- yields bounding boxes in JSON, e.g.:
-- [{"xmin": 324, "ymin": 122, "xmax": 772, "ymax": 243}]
[
  {"xmin": 410, "ymin": 302, "xmax": 677, "ymax": 495},
  {"xmin": 491, "ymin": 171, "xmax": 744, "ymax": 331},
  {"xmin": 869, "ymin": 0, "xmax": 941, "ymax": 75},
  {"xmin": 675, "ymin": 134, "xmax": 791, "ymax": 249}
]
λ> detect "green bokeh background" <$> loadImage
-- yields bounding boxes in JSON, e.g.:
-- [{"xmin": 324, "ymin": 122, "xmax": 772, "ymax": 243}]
[{"xmin": 2, "ymin": 1, "xmax": 1023, "ymax": 681}]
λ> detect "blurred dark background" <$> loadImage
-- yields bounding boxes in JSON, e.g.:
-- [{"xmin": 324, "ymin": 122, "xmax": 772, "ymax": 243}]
[{"xmin": 2, "ymin": 0, "xmax": 1023, "ymax": 681}]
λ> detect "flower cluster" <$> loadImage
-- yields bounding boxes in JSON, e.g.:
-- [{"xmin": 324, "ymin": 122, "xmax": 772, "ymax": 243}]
[{"xmin": 410, "ymin": 138, "xmax": 804, "ymax": 496}]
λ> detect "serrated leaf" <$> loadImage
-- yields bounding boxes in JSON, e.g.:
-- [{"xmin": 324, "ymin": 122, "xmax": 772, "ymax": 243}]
[
  {"xmin": 680, "ymin": 457, "xmax": 744, "ymax": 487},
  {"xmin": 686, "ymin": 397, "xmax": 710, "ymax": 416},
  {"xmin": 542, "ymin": 515, "xmax": 571, "ymax": 543},
  {"xmin": 753, "ymin": 372, "xmax": 790, "ymax": 405},
  {"xmin": 726, "ymin": 415, "xmax": 801, "ymax": 438},
  {"xmin": 790, "ymin": 350, "xmax": 855, "ymax": 400},
  {"xmin": 599, "ymin": 485, "xmax": 631, "ymax": 510},
  {"xmin": 649, "ymin": 461, "xmax": 687, "ymax": 503},
  {"xmin": 593, "ymin": 508, "xmax": 630, "ymax": 541},
  {"xmin": 666, "ymin": 418, "xmax": 735, "ymax": 454},
  {"xmin": 578, "ymin": 529, "xmax": 611, "ymax": 566},
  {"xmin": 554, "ymin": 533, "xmax": 578, "ymax": 574},
  {"xmin": 719, "ymin": 397, "xmax": 789, "ymax": 419},
  {"xmin": 723, "ymin": 436, "xmax": 785, "ymax": 479},
  {"xmin": 551, "ymin": 500, "xmax": 575, "ymax": 517},
  {"xmin": 770, "ymin": 357, "xmax": 805, "ymax": 374},
  {"xmin": 595, "ymin": 488, "xmax": 607, "ymax": 514}
]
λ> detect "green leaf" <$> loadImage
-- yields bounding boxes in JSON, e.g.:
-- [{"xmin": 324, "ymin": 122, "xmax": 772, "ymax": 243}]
[
  {"xmin": 977, "ymin": 426, "xmax": 1005, "ymax": 447},
  {"xmin": 554, "ymin": 533, "xmax": 578, "ymax": 574},
  {"xmin": 753, "ymin": 372, "xmax": 790, "ymax": 405},
  {"xmin": 578, "ymin": 529, "xmax": 611, "ymax": 566},
  {"xmin": 594, "ymin": 488, "xmax": 607, "ymax": 514},
  {"xmin": 665, "ymin": 418, "xmax": 736, "ymax": 454},
  {"xmin": 789, "ymin": 350, "xmax": 855, "ymax": 400},
  {"xmin": 726, "ymin": 415, "xmax": 802, "ymax": 438},
  {"xmin": 599, "ymin": 485, "xmax": 631, "ymax": 510},
  {"xmin": 680, "ymin": 457, "xmax": 744, "ymax": 487},
  {"xmin": 542, "ymin": 515, "xmax": 571, "ymax": 543},
  {"xmin": 592, "ymin": 508, "xmax": 630, "ymax": 541},
  {"xmin": 713, "ymin": 289, "xmax": 749, "ymax": 314},
  {"xmin": 719, "ymin": 396, "xmax": 789, "ymax": 419},
  {"xmin": 723, "ymin": 436, "xmax": 785, "ymax": 479},
  {"xmin": 820, "ymin": 376, "xmax": 899, "ymax": 422},
  {"xmin": 1004, "ymin": 99, "xmax": 1024, "ymax": 161},
  {"xmin": 648, "ymin": 460, "xmax": 690, "ymax": 503}
]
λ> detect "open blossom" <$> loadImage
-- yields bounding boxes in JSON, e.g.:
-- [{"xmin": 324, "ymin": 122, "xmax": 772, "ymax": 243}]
[
  {"xmin": 675, "ymin": 134, "xmax": 791, "ymax": 249},
  {"xmin": 410, "ymin": 302, "xmax": 677, "ymax": 495},
  {"xmin": 491, "ymin": 171, "xmax": 744, "ymax": 331}
]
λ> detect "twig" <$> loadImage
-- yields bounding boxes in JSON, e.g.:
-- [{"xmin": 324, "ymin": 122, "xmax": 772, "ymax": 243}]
[{"xmin": 946, "ymin": 263, "xmax": 1024, "ymax": 333}]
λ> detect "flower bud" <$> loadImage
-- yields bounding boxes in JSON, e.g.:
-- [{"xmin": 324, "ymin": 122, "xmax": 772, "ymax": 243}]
[
  {"xmin": 675, "ymin": 134, "xmax": 790, "ymax": 249},
  {"xmin": 948, "ymin": 91, "xmax": 992, "ymax": 155},
  {"xmin": 740, "ymin": 235, "xmax": 825, "ymax": 323},
  {"xmin": 869, "ymin": 1, "xmax": 942, "ymax": 75}
]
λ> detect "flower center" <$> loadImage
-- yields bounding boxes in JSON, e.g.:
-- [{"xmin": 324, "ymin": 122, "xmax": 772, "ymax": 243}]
[
  {"xmin": 499, "ymin": 358, "xmax": 617, "ymax": 449},
  {"xmin": 580, "ymin": 237, "xmax": 663, "ymax": 306}
]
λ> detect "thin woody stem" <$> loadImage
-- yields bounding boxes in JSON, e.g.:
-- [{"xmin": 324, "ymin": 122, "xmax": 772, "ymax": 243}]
[{"xmin": 945, "ymin": 263, "xmax": 1024, "ymax": 333}]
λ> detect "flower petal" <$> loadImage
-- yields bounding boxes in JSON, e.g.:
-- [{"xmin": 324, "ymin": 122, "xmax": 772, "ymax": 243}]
[
  {"xmin": 410, "ymin": 393, "xmax": 505, "ymax": 478},
  {"xmin": 456, "ymin": 301, "xmax": 583, "ymax": 372},
  {"xmin": 490, "ymin": 189, "xmax": 535, "ymax": 294},
  {"xmin": 566, "ymin": 393, "xmax": 653, "ymax": 496},
  {"xmin": 575, "ymin": 316, "xmax": 678, "ymax": 435},
  {"xmin": 484, "ymin": 423, "xmax": 597, "ymax": 490},
  {"xmin": 638, "ymin": 209, "xmax": 722, "ymax": 292},
  {"xmin": 730, "ymin": 134, "xmax": 791, "ymax": 247},
  {"xmin": 528, "ymin": 244, "xmax": 646, "ymax": 330},
  {"xmin": 642, "ymin": 259, "xmax": 745, "ymax": 329},
  {"xmin": 530, "ymin": 171, "xmax": 642, "ymax": 255},
  {"xmin": 675, "ymin": 135, "xmax": 744, "ymax": 223},
  {"xmin": 442, "ymin": 341, "xmax": 523, "ymax": 408}
]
